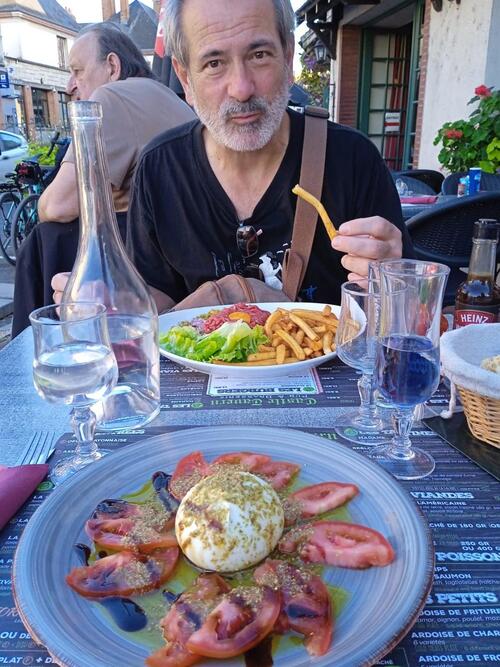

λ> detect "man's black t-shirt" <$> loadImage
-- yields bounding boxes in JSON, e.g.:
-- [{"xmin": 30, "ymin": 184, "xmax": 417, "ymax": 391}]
[{"xmin": 127, "ymin": 108, "xmax": 413, "ymax": 305}]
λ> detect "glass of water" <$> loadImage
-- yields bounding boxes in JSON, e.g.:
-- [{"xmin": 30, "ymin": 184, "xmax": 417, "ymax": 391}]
[
  {"xmin": 30, "ymin": 302, "xmax": 118, "ymax": 484},
  {"xmin": 333, "ymin": 279, "xmax": 392, "ymax": 445}
]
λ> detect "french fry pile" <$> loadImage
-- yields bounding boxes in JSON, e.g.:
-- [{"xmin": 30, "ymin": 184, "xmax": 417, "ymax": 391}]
[{"xmin": 213, "ymin": 306, "xmax": 339, "ymax": 367}]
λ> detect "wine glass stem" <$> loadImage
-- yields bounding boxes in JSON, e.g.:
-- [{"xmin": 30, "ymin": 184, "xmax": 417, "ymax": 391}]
[
  {"xmin": 389, "ymin": 408, "xmax": 415, "ymax": 460},
  {"xmin": 70, "ymin": 406, "xmax": 98, "ymax": 460},
  {"xmin": 357, "ymin": 372, "xmax": 377, "ymax": 423}
]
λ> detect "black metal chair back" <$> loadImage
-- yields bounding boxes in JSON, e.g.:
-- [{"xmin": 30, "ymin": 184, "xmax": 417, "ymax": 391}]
[
  {"xmin": 441, "ymin": 171, "xmax": 500, "ymax": 194},
  {"xmin": 392, "ymin": 169, "xmax": 444, "ymax": 194},
  {"xmin": 406, "ymin": 192, "xmax": 500, "ymax": 305}
]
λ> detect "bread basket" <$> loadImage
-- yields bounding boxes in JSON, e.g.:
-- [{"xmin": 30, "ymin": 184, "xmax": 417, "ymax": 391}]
[{"xmin": 440, "ymin": 324, "xmax": 500, "ymax": 447}]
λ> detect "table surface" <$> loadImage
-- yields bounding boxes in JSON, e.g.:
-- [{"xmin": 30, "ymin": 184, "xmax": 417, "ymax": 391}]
[
  {"xmin": 401, "ymin": 194, "xmax": 458, "ymax": 221},
  {"xmin": 1, "ymin": 327, "xmax": 499, "ymax": 667}
]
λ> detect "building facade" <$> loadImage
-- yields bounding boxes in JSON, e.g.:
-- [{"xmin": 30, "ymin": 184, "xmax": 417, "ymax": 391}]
[
  {"xmin": 0, "ymin": 0, "xmax": 79, "ymax": 140},
  {"xmin": 296, "ymin": 0, "xmax": 500, "ymax": 172}
]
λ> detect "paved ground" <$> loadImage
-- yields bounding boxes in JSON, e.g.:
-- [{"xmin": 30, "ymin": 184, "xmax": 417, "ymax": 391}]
[{"xmin": 0, "ymin": 257, "xmax": 15, "ymax": 349}]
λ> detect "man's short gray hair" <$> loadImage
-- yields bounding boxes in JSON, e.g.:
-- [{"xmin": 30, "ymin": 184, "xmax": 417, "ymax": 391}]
[
  {"xmin": 164, "ymin": 0, "xmax": 295, "ymax": 68},
  {"xmin": 79, "ymin": 23, "xmax": 154, "ymax": 80}
]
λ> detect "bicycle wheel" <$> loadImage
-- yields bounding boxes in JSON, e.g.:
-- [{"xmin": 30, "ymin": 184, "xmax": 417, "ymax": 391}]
[
  {"xmin": 0, "ymin": 190, "xmax": 21, "ymax": 265},
  {"xmin": 12, "ymin": 194, "xmax": 40, "ymax": 256}
]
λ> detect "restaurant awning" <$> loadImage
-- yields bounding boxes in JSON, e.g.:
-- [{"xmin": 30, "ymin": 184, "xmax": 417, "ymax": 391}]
[{"xmin": 295, "ymin": 0, "xmax": 381, "ymax": 59}]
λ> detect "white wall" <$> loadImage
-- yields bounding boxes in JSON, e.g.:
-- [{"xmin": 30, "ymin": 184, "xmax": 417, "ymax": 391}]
[
  {"xmin": 1, "ymin": 18, "xmax": 74, "ymax": 68},
  {"xmin": 418, "ymin": 0, "xmax": 498, "ymax": 170}
]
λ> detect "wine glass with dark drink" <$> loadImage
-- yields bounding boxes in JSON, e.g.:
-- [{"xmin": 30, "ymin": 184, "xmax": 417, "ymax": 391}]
[{"xmin": 369, "ymin": 260, "xmax": 449, "ymax": 480}]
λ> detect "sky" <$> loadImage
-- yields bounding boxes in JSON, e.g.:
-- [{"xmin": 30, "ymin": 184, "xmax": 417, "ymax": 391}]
[{"xmin": 63, "ymin": 0, "xmax": 306, "ymax": 71}]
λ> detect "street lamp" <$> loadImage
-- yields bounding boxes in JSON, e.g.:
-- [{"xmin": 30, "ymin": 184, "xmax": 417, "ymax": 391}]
[{"xmin": 314, "ymin": 42, "xmax": 327, "ymax": 64}]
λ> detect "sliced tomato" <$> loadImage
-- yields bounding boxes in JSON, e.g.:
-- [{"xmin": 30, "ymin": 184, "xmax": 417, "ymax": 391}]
[
  {"xmin": 185, "ymin": 586, "xmax": 281, "ymax": 659},
  {"xmin": 254, "ymin": 460, "xmax": 300, "ymax": 490},
  {"xmin": 85, "ymin": 499, "xmax": 177, "ymax": 553},
  {"xmin": 169, "ymin": 451, "xmax": 212, "ymax": 500},
  {"xmin": 279, "ymin": 520, "xmax": 395, "ymax": 569},
  {"xmin": 162, "ymin": 574, "xmax": 231, "ymax": 645},
  {"xmin": 66, "ymin": 546, "xmax": 179, "ymax": 598},
  {"xmin": 284, "ymin": 482, "xmax": 359, "ymax": 524},
  {"xmin": 211, "ymin": 453, "xmax": 299, "ymax": 489},
  {"xmin": 145, "ymin": 642, "xmax": 200, "ymax": 667},
  {"xmin": 254, "ymin": 559, "xmax": 333, "ymax": 656},
  {"xmin": 212, "ymin": 452, "xmax": 271, "ymax": 470}
]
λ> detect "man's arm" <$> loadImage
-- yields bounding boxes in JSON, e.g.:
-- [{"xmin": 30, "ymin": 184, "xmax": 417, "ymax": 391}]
[{"xmin": 37, "ymin": 162, "xmax": 79, "ymax": 223}]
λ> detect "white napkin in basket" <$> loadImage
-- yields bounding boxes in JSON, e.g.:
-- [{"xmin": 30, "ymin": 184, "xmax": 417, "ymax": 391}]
[{"xmin": 440, "ymin": 324, "xmax": 500, "ymax": 400}]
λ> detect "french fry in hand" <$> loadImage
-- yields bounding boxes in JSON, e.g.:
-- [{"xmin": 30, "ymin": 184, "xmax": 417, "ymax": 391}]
[{"xmin": 292, "ymin": 184, "xmax": 337, "ymax": 241}]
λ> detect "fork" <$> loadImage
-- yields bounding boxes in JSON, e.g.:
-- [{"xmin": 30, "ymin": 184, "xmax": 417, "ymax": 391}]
[{"xmin": 15, "ymin": 432, "xmax": 57, "ymax": 466}]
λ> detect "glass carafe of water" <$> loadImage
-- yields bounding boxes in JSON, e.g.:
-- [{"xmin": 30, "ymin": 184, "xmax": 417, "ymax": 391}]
[{"xmin": 62, "ymin": 100, "xmax": 160, "ymax": 431}]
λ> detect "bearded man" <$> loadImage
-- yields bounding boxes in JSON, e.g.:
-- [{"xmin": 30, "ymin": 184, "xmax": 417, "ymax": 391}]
[{"xmin": 54, "ymin": 0, "xmax": 413, "ymax": 311}]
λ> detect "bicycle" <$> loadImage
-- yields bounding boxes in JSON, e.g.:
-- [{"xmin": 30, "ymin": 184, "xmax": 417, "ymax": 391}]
[{"xmin": 0, "ymin": 132, "xmax": 69, "ymax": 265}]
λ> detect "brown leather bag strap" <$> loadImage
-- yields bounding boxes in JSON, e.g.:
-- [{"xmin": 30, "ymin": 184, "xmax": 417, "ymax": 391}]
[{"xmin": 282, "ymin": 106, "xmax": 329, "ymax": 301}]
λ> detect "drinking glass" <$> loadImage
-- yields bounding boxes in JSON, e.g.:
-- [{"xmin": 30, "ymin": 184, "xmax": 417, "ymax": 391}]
[
  {"xmin": 334, "ymin": 280, "xmax": 392, "ymax": 445},
  {"xmin": 30, "ymin": 302, "xmax": 118, "ymax": 484},
  {"xmin": 369, "ymin": 260, "xmax": 449, "ymax": 480}
]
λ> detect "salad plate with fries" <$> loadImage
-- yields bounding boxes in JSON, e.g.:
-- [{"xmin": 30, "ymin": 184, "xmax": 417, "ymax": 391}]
[{"xmin": 159, "ymin": 302, "xmax": 340, "ymax": 377}]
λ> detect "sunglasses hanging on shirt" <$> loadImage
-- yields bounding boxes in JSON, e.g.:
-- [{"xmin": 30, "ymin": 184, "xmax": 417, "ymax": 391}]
[{"xmin": 236, "ymin": 225, "xmax": 264, "ymax": 280}]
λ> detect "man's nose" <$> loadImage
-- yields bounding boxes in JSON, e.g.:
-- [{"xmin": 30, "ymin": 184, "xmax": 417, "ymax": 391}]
[
  {"xmin": 227, "ymin": 63, "xmax": 255, "ymax": 102},
  {"xmin": 66, "ymin": 75, "xmax": 77, "ymax": 96}
]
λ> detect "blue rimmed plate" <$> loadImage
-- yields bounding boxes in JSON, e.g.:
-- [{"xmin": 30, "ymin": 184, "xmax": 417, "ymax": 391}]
[{"xmin": 13, "ymin": 426, "xmax": 433, "ymax": 667}]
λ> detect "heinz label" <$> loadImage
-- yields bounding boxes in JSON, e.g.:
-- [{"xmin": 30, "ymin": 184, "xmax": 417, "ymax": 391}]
[{"xmin": 453, "ymin": 308, "xmax": 498, "ymax": 328}]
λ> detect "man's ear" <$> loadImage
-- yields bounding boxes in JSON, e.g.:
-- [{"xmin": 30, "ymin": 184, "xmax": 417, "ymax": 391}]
[
  {"xmin": 107, "ymin": 52, "xmax": 121, "ymax": 81},
  {"xmin": 172, "ymin": 57, "xmax": 193, "ymax": 106}
]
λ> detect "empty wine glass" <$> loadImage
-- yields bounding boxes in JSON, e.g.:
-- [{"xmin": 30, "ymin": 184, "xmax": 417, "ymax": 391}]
[
  {"xmin": 333, "ymin": 279, "xmax": 393, "ymax": 446},
  {"xmin": 369, "ymin": 260, "xmax": 449, "ymax": 480},
  {"xmin": 30, "ymin": 302, "xmax": 118, "ymax": 484}
]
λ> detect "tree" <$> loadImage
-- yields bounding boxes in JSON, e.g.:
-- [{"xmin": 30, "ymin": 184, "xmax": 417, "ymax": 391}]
[{"xmin": 296, "ymin": 51, "xmax": 330, "ymax": 109}]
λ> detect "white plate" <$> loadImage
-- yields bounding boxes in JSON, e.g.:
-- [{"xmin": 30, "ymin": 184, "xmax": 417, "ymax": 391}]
[
  {"xmin": 13, "ymin": 426, "xmax": 434, "ymax": 667},
  {"xmin": 159, "ymin": 302, "xmax": 340, "ymax": 377}
]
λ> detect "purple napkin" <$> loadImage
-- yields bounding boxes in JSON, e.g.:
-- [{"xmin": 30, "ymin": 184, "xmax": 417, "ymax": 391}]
[
  {"xmin": 400, "ymin": 195, "xmax": 438, "ymax": 204},
  {"xmin": 0, "ymin": 464, "xmax": 49, "ymax": 531}
]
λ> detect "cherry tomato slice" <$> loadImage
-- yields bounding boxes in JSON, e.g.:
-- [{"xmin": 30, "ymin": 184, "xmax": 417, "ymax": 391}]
[
  {"xmin": 185, "ymin": 586, "xmax": 281, "ymax": 659},
  {"xmin": 169, "ymin": 451, "xmax": 212, "ymax": 500},
  {"xmin": 254, "ymin": 559, "xmax": 333, "ymax": 656},
  {"xmin": 279, "ymin": 520, "xmax": 395, "ymax": 569},
  {"xmin": 254, "ymin": 460, "xmax": 300, "ymax": 489},
  {"xmin": 285, "ymin": 482, "xmax": 359, "ymax": 524},
  {"xmin": 66, "ymin": 546, "xmax": 179, "ymax": 598}
]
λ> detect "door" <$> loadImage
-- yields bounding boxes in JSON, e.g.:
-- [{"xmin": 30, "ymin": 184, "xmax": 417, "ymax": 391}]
[{"xmin": 358, "ymin": 1, "xmax": 425, "ymax": 170}]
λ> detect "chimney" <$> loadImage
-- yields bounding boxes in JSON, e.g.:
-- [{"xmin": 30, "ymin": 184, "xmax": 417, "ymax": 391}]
[
  {"xmin": 120, "ymin": 0, "xmax": 129, "ymax": 24},
  {"xmin": 101, "ymin": 0, "xmax": 115, "ymax": 21},
  {"xmin": 153, "ymin": 0, "xmax": 161, "ymax": 14}
]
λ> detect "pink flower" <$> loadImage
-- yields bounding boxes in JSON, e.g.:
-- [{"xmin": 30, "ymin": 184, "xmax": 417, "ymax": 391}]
[
  {"xmin": 444, "ymin": 129, "xmax": 464, "ymax": 140},
  {"xmin": 474, "ymin": 85, "xmax": 491, "ymax": 98}
]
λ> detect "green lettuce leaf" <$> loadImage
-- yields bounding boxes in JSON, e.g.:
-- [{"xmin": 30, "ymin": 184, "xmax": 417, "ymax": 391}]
[{"xmin": 160, "ymin": 321, "xmax": 268, "ymax": 362}]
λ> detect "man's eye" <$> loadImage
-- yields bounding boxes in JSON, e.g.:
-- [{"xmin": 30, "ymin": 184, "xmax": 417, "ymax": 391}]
[
  {"xmin": 206, "ymin": 60, "xmax": 221, "ymax": 69},
  {"xmin": 253, "ymin": 51, "xmax": 268, "ymax": 60}
]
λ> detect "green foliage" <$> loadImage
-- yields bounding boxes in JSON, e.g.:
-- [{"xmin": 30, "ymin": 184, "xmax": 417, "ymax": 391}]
[
  {"xmin": 433, "ymin": 86, "xmax": 500, "ymax": 174},
  {"xmin": 27, "ymin": 141, "xmax": 56, "ymax": 166},
  {"xmin": 296, "ymin": 51, "xmax": 330, "ymax": 108}
]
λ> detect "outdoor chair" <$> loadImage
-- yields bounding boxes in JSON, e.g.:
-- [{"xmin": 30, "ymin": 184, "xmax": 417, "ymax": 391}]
[
  {"xmin": 392, "ymin": 169, "xmax": 444, "ymax": 194},
  {"xmin": 441, "ymin": 171, "xmax": 500, "ymax": 194},
  {"xmin": 391, "ymin": 174, "xmax": 436, "ymax": 196},
  {"xmin": 406, "ymin": 192, "xmax": 500, "ymax": 306}
]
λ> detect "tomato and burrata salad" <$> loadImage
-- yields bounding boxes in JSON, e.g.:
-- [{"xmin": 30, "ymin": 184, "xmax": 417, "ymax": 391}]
[{"xmin": 66, "ymin": 451, "xmax": 395, "ymax": 666}]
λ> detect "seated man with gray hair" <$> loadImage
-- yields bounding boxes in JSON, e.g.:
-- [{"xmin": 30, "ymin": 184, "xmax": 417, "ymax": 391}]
[{"xmin": 12, "ymin": 23, "xmax": 195, "ymax": 336}]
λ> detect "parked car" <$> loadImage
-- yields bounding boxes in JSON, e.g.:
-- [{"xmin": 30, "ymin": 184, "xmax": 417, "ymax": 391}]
[{"xmin": 0, "ymin": 130, "xmax": 29, "ymax": 182}]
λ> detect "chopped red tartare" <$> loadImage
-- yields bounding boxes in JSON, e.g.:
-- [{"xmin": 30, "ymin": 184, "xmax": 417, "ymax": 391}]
[{"xmin": 203, "ymin": 303, "xmax": 270, "ymax": 333}]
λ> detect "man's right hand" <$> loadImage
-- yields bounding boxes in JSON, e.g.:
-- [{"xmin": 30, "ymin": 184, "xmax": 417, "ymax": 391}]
[{"xmin": 51, "ymin": 272, "xmax": 70, "ymax": 304}]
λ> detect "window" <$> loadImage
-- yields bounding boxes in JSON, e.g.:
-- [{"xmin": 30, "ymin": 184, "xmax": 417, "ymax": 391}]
[
  {"xmin": 57, "ymin": 36, "xmax": 68, "ymax": 69},
  {"xmin": 0, "ymin": 132, "xmax": 22, "ymax": 150},
  {"xmin": 58, "ymin": 91, "xmax": 70, "ymax": 129},
  {"xmin": 31, "ymin": 88, "xmax": 50, "ymax": 128}
]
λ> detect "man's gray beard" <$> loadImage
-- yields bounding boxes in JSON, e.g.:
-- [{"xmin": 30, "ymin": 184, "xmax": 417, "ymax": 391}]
[{"xmin": 192, "ymin": 78, "xmax": 290, "ymax": 152}]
